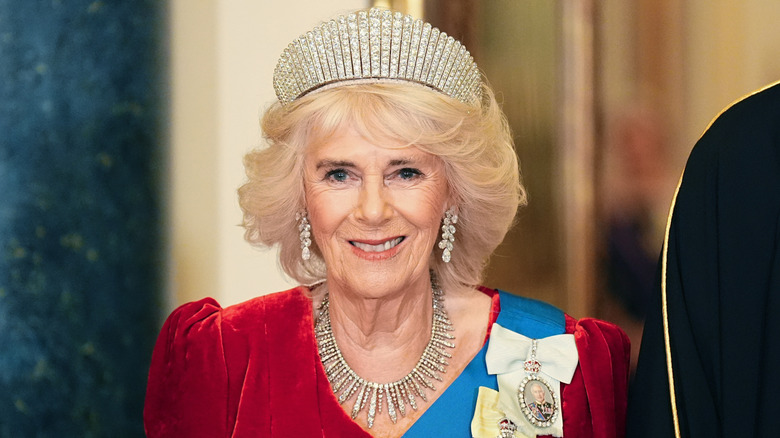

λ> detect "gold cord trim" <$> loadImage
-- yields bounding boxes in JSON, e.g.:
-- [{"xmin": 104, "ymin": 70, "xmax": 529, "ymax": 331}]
[
  {"xmin": 661, "ymin": 79, "xmax": 780, "ymax": 438},
  {"xmin": 661, "ymin": 170, "xmax": 684, "ymax": 438}
]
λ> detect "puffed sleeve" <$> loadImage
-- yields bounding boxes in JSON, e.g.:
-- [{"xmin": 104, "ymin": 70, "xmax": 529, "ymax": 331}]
[
  {"xmin": 561, "ymin": 317, "xmax": 631, "ymax": 438},
  {"xmin": 144, "ymin": 298, "xmax": 228, "ymax": 438}
]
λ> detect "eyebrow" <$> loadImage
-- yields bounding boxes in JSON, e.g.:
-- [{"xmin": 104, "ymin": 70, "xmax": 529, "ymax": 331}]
[
  {"xmin": 389, "ymin": 159, "xmax": 413, "ymax": 166},
  {"xmin": 315, "ymin": 158, "xmax": 416, "ymax": 170},
  {"xmin": 315, "ymin": 160, "xmax": 355, "ymax": 170}
]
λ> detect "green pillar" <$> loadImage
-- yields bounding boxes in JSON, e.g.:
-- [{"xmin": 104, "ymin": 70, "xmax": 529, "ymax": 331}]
[{"xmin": 0, "ymin": 1, "xmax": 167, "ymax": 436}]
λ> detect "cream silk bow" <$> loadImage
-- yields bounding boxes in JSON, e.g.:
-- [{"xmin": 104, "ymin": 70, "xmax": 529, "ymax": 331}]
[{"xmin": 483, "ymin": 323, "xmax": 578, "ymax": 437}]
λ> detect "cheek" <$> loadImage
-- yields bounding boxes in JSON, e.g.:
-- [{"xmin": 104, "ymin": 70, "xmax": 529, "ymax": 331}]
[
  {"xmin": 305, "ymin": 191, "xmax": 330, "ymax": 238},
  {"xmin": 305, "ymin": 186, "xmax": 353, "ymax": 244},
  {"xmin": 398, "ymin": 187, "xmax": 448, "ymax": 236}
]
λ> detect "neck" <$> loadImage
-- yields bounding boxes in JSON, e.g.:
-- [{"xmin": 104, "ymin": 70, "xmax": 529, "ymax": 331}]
[
  {"xmin": 319, "ymin": 274, "xmax": 436, "ymax": 382},
  {"xmin": 314, "ymin": 277, "xmax": 456, "ymax": 430},
  {"xmin": 326, "ymin": 273, "xmax": 433, "ymax": 343}
]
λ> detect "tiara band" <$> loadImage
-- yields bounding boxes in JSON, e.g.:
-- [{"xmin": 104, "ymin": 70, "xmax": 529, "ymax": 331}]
[{"xmin": 273, "ymin": 8, "xmax": 483, "ymax": 106}]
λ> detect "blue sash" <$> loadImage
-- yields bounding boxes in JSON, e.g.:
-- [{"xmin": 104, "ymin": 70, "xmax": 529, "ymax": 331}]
[{"xmin": 403, "ymin": 291, "xmax": 565, "ymax": 437}]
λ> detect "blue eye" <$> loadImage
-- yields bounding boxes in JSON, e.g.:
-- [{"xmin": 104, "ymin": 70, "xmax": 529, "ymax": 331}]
[
  {"xmin": 398, "ymin": 168, "xmax": 422, "ymax": 180},
  {"xmin": 325, "ymin": 169, "xmax": 349, "ymax": 182}
]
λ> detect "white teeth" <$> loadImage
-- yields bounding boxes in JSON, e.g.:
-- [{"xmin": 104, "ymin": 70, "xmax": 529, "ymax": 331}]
[{"xmin": 352, "ymin": 237, "xmax": 403, "ymax": 252}]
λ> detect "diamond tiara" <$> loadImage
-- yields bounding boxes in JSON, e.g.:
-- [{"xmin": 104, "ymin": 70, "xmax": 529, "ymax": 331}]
[{"xmin": 273, "ymin": 8, "xmax": 483, "ymax": 106}]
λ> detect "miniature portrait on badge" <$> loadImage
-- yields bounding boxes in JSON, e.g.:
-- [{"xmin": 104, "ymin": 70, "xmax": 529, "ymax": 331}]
[{"xmin": 517, "ymin": 376, "xmax": 558, "ymax": 427}]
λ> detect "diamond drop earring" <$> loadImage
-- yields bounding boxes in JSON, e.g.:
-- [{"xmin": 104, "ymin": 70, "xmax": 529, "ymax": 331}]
[
  {"xmin": 296, "ymin": 211, "xmax": 311, "ymax": 261},
  {"xmin": 438, "ymin": 208, "xmax": 458, "ymax": 263}
]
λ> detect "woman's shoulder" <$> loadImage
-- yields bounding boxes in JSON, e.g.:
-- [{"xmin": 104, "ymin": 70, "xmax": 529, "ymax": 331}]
[
  {"xmin": 561, "ymin": 316, "xmax": 631, "ymax": 436},
  {"xmin": 144, "ymin": 286, "xmax": 315, "ymax": 436},
  {"xmin": 565, "ymin": 315, "xmax": 631, "ymax": 351},
  {"xmin": 147, "ymin": 287, "xmax": 315, "ymax": 362},
  {"xmin": 161, "ymin": 286, "xmax": 312, "ymax": 332}
]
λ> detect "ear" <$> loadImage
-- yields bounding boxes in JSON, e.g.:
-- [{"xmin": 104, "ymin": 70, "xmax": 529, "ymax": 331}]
[
  {"xmin": 443, "ymin": 199, "xmax": 459, "ymax": 216},
  {"xmin": 443, "ymin": 183, "xmax": 459, "ymax": 215},
  {"xmin": 300, "ymin": 178, "xmax": 308, "ymax": 206},
  {"xmin": 442, "ymin": 205, "xmax": 459, "ymax": 219}
]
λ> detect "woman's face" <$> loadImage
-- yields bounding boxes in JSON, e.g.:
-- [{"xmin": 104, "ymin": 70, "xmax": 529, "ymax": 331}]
[{"xmin": 303, "ymin": 125, "xmax": 449, "ymax": 299}]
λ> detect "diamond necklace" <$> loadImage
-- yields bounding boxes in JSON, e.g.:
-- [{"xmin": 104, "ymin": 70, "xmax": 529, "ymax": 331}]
[{"xmin": 314, "ymin": 276, "xmax": 456, "ymax": 429}]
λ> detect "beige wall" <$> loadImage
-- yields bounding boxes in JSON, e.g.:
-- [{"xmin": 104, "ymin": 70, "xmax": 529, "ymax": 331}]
[
  {"xmin": 170, "ymin": 1, "xmax": 367, "ymax": 308},
  {"xmin": 169, "ymin": 0, "xmax": 780, "ymax": 310},
  {"xmin": 684, "ymin": 0, "xmax": 780, "ymax": 144},
  {"xmin": 599, "ymin": 0, "xmax": 780, "ymax": 171}
]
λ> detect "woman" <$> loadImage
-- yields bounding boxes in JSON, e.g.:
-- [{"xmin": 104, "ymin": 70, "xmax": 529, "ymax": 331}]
[
  {"xmin": 627, "ymin": 81, "xmax": 780, "ymax": 437},
  {"xmin": 145, "ymin": 8, "xmax": 629, "ymax": 438}
]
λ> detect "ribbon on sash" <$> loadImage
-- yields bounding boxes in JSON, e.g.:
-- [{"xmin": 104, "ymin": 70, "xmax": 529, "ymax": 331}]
[{"xmin": 471, "ymin": 387, "xmax": 534, "ymax": 438}]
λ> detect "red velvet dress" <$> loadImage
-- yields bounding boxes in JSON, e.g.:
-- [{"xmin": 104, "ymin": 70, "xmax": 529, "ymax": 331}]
[{"xmin": 144, "ymin": 287, "xmax": 629, "ymax": 437}]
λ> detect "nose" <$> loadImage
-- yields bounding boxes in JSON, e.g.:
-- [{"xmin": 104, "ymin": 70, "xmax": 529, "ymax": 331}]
[{"xmin": 354, "ymin": 176, "xmax": 393, "ymax": 224}]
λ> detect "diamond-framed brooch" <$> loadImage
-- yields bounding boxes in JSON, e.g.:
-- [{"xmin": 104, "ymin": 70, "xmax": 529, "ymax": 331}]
[{"xmin": 516, "ymin": 375, "xmax": 559, "ymax": 428}]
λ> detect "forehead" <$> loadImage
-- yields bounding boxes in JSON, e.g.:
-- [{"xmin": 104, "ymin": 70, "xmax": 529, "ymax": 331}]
[{"xmin": 305, "ymin": 125, "xmax": 435, "ymax": 164}]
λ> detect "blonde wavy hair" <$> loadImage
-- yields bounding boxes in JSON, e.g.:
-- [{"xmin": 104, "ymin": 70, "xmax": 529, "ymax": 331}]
[{"xmin": 239, "ymin": 81, "xmax": 526, "ymax": 293}]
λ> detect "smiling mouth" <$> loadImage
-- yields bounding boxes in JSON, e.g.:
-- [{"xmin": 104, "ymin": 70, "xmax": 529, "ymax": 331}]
[{"xmin": 350, "ymin": 237, "xmax": 405, "ymax": 252}]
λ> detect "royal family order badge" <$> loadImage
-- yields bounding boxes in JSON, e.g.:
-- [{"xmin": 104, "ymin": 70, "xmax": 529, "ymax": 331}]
[
  {"xmin": 516, "ymin": 341, "xmax": 559, "ymax": 428},
  {"xmin": 483, "ymin": 324, "xmax": 578, "ymax": 437}
]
